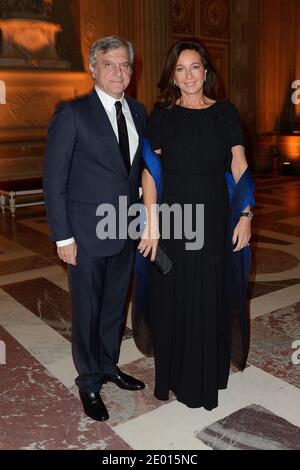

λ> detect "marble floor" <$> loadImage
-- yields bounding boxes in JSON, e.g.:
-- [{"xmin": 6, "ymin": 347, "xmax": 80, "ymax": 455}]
[{"xmin": 0, "ymin": 175, "xmax": 300, "ymax": 450}]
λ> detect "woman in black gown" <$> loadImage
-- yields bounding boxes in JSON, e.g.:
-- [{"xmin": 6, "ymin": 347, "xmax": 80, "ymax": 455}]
[{"xmin": 138, "ymin": 39, "xmax": 252, "ymax": 411}]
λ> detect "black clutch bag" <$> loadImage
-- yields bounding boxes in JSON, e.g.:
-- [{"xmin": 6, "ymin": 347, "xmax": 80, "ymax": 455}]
[{"xmin": 150, "ymin": 240, "xmax": 174, "ymax": 276}]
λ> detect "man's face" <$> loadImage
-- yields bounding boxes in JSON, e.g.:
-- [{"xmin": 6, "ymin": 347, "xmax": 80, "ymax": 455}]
[{"xmin": 90, "ymin": 47, "xmax": 132, "ymax": 99}]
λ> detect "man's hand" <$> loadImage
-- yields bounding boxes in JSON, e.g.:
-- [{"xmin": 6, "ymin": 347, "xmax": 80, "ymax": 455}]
[{"xmin": 57, "ymin": 242, "xmax": 77, "ymax": 265}]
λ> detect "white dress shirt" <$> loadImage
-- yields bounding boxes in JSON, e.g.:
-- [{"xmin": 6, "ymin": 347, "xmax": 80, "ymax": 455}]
[{"xmin": 56, "ymin": 86, "xmax": 139, "ymax": 247}]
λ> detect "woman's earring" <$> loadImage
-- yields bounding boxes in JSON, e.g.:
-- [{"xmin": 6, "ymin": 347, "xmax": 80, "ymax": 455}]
[
  {"xmin": 204, "ymin": 72, "xmax": 207, "ymax": 83},
  {"xmin": 173, "ymin": 80, "xmax": 177, "ymax": 87}
]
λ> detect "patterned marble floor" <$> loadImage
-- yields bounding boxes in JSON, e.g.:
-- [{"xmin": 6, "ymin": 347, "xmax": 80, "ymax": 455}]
[{"xmin": 0, "ymin": 175, "xmax": 300, "ymax": 450}]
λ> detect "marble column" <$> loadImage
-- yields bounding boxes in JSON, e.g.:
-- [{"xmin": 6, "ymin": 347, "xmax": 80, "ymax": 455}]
[
  {"xmin": 253, "ymin": 0, "xmax": 300, "ymax": 172},
  {"xmin": 78, "ymin": 0, "xmax": 118, "ymax": 72},
  {"xmin": 230, "ymin": 0, "xmax": 258, "ymax": 134},
  {"xmin": 132, "ymin": 0, "xmax": 169, "ymax": 111},
  {"xmin": 273, "ymin": 0, "xmax": 297, "ymax": 133},
  {"xmin": 256, "ymin": 0, "xmax": 298, "ymax": 134},
  {"xmin": 230, "ymin": 0, "xmax": 259, "ymax": 170},
  {"xmin": 232, "ymin": 0, "xmax": 299, "ymax": 136},
  {"xmin": 295, "ymin": 0, "xmax": 300, "ymax": 123},
  {"xmin": 117, "ymin": 0, "xmax": 136, "ymax": 41},
  {"xmin": 116, "ymin": 0, "xmax": 137, "ymax": 98}
]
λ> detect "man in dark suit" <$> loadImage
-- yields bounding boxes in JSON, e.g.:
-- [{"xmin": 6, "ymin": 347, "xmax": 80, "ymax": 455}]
[{"xmin": 43, "ymin": 36, "xmax": 146, "ymax": 422}]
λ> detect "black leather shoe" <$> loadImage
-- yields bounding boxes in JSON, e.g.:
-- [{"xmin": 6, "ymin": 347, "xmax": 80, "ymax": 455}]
[
  {"xmin": 103, "ymin": 367, "xmax": 145, "ymax": 391},
  {"xmin": 79, "ymin": 391, "xmax": 109, "ymax": 421}
]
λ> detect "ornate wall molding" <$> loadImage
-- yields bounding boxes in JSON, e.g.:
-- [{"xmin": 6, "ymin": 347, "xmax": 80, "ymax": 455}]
[
  {"xmin": 82, "ymin": 6, "xmax": 98, "ymax": 55},
  {"xmin": 169, "ymin": 0, "xmax": 230, "ymax": 99},
  {"xmin": 171, "ymin": 0, "xmax": 195, "ymax": 35},
  {"xmin": 200, "ymin": 0, "xmax": 230, "ymax": 39},
  {"xmin": 78, "ymin": 0, "xmax": 99, "ymax": 72},
  {"xmin": 204, "ymin": 41, "xmax": 229, "ymax": 97},
  {"xmin": 78, "ymin": 0, "xmax": 118, "ymax": 72}
]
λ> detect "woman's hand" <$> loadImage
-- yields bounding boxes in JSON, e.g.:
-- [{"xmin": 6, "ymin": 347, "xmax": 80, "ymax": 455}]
[
  {"xmin": 232, "ymin": 217, "xmax": 251, "ymax": 252},
  {"xmin": 138, "ymin": 219, "xmax": 160, "ymax": 262}
]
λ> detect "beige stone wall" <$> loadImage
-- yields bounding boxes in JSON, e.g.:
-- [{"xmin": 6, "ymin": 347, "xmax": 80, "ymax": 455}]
[{"xmin": 0, "ymin": 70, "xmax": 92, "ymax": 180}]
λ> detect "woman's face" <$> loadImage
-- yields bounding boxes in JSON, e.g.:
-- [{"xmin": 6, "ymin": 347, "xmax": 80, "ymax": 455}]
[{"xmin": 174, "ymin": 49, "xmax": 207, "ymax": 96}]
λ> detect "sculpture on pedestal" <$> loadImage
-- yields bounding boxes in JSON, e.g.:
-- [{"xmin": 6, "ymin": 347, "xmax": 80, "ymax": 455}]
[
  {"xmin": 0, "ymin": 0, "xmax": 70, "ymax": 68},
  {"xmin": 0, "ymin": 0, "xmax": 53, "ymax": 20}
]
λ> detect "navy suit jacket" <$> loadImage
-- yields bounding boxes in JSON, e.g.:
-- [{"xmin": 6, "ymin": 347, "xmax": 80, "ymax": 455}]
[{"xmin": 43, "ymin": 89, "xmax": 147, "ymax": 257}]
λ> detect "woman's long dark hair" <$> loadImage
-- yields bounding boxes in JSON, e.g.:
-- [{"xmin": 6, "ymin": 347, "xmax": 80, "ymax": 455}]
[{"xmin": 156, "ymin": 38, "xmax": 219, "ymax": 109}]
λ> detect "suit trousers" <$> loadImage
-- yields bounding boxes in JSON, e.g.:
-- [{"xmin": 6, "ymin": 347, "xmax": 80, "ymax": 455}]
[{"xmin": 68, "ymin": 239, "xmax": 134, "ymax": 393}]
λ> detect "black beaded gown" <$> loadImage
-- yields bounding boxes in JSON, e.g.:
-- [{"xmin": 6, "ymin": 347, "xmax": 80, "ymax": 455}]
[{"xmin": 147, "ymin": 101, "xmax": 245, "ymax": 410}]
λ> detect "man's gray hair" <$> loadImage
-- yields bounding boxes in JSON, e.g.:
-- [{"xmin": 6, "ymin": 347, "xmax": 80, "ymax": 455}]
[{"xmin": 89, "ymin": 36, "xmax": 135, "ymax": 68}]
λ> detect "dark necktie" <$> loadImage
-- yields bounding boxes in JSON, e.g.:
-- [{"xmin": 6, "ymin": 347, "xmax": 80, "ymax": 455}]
[{"xmin": 114, "ymin": 101, "xmax": 131, "ymax": 174}]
